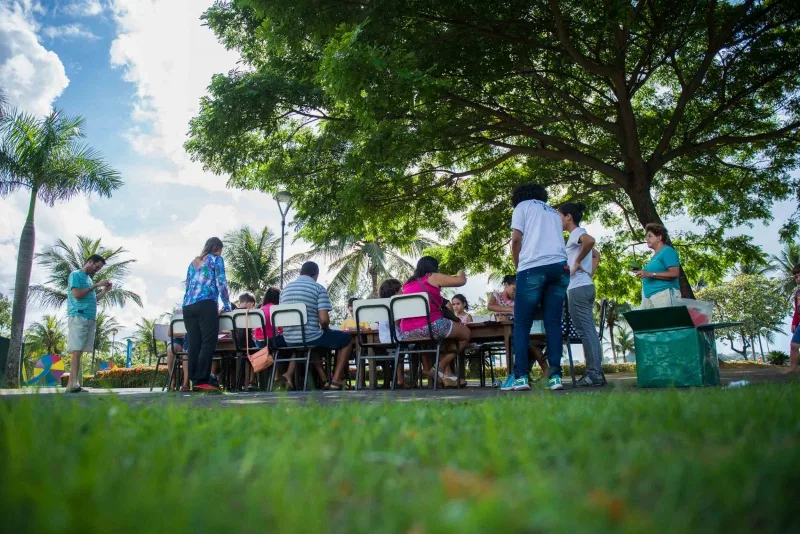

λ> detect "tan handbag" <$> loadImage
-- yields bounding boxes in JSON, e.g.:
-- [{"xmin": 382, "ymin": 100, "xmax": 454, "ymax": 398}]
[{"xmin": 245, "ymin": 309, "xmax": 274, "ymax": 373}]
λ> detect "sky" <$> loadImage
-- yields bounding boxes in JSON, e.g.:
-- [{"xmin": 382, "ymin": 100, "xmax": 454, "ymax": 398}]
[{"xmin": 0, "ymin": 0, "xmax": 797, "ymax": 360}]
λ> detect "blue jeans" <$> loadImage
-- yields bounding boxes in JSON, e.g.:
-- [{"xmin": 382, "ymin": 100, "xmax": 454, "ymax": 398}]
[{"xmin": 513, "ymin": 262, "xmax": 569, "ymax": 378}]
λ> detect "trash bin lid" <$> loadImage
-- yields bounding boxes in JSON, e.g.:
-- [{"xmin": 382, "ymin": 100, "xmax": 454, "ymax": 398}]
[{"xmin": 623, "ymin": 306, "xmax": 695, "ymax": 332}]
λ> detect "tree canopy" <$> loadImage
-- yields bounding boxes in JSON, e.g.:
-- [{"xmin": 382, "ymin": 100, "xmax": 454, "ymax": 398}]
[{"xmin": 187, "ymin": 0, "xmax": 800, "ymax": 288}]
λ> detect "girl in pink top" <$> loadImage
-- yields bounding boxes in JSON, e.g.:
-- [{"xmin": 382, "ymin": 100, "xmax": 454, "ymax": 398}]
[
  {"xmin": 398, "ymin": 256, "xmax": 471, "ymax": 388},
  {"xmin": 253, "ymin": 287, "xmax": 282, "ymax": 347}
]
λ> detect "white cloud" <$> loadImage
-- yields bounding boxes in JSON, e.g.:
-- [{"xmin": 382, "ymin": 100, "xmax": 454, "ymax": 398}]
[
  {"xmin": 42, "ymin": 23, "xmax": 99, "ymax": 40},
  {"xmin": 0, "ymin": 0, "xmax": 70, "ymax": 115},
  {"xmin": 108, "ymin": 0, "xmax": 239, "ymax": 191},
  {"xmin": 62, "ymin": 0, "xmax": 103, "ymax": 17}
]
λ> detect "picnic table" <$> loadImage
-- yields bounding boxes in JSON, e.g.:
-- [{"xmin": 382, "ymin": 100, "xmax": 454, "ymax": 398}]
[{"xmin": 467, "ymin": 321, "xmax": 546, "ymax": 373}]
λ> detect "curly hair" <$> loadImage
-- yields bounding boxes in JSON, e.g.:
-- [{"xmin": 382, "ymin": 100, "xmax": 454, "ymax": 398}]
[{"xmin": 511, "ymin": 183, "xmax": 548, "ymax": 207}]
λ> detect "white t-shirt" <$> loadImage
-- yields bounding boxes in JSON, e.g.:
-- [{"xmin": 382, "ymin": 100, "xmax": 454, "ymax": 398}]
[
  {"xmin": 511, "ymin": 199, "xmax": 567, "ymax": 271},
  {"xmin": 379, "ymin": 320, "xmax": 397, "ymax": 344},
  {"xmin": 565, "ymin": 227, "xmax": 594, "ymax": 290}
]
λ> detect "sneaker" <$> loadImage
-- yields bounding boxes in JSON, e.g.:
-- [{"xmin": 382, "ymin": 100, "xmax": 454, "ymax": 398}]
[
  {"xmin": 548, "ymin": 376, "xmax": 564, "ymax": 391},
  {"xmin": 192, "ymin": 383, "xmax": 221, "ymax": 393},
  {"xmin": 500, "ymin": 375, "xmax": 530, "ymax": 391},
  {"xmin": 576, "ymin": 375, "xmax": 605, "ymax": 387},
  {"xmin": 209, "ymin": 375, "xmax": 221, "ymax": 389}
]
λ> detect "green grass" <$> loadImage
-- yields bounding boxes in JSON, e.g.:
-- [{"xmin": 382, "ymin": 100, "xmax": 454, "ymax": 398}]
[{"xmin": 2, "ymin": 386, "xmax": 799, "ymax": 533}]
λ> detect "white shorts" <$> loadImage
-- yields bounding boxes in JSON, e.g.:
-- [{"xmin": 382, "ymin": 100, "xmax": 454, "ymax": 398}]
[
  {"xmin": 640, "ymin": 288, "xmax": 680, "ymax": 310},
  {"xmin": 67, "ymin": 316, "xmax": 96, "ymax": 353}
]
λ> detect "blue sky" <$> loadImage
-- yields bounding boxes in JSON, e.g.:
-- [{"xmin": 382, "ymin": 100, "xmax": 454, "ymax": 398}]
[{"xmin": 0, "ymin": 0, "xmax": 797, "ymax": 360}]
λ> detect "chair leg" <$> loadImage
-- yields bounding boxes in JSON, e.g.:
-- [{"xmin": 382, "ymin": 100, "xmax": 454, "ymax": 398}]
[
  {"xmin": 489, "ymin": 351, "xmax": 495, "ymax": 384},
  {"xmin": 301, "ymin": 349, "xmax": 310, "ymax": 391},
  {"xmin": 391, "ymin": 348, "xmax": 400, "ymax": 391},
  {"xmin": 433, "ymin": 345, "xmax": 441, "ymax": 391},
  {"xmin": 566, "ymin": 343, "xmax": 576, "ymax": 387},
  {"xmin": 151, "ymin": 359, "xmax": 161, "ymax": 392},
  {"xmin": 355, "ymin": 348, "xmax": 363, "ymax": 392},
  {"xmin": 269, "ymin": 352, "xmax": 280, "ymax": 392},
  {"xmin": 165, "ymin": 357, "xmax": 178, "ymax": 392}
]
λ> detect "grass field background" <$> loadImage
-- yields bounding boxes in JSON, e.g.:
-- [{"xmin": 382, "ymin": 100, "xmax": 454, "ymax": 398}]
[{"xmin": 2, "ymin": 385, "xmax": 799, "ymax": 533}]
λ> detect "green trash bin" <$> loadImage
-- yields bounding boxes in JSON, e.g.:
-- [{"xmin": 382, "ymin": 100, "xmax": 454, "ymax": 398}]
[{"xmin": 623, "ymin": 307, "xmax": 739, "ymax": 388}]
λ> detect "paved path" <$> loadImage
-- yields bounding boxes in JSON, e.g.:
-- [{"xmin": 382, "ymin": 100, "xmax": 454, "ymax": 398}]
[{"xmin": 1, "ymin": 365, "xmax": 796, "ymax": 407}]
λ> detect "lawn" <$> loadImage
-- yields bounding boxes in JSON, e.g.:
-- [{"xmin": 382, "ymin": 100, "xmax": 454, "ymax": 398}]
[{"xmin": 2, "ymin": 385, "xmax": 799, "ymax": 533}]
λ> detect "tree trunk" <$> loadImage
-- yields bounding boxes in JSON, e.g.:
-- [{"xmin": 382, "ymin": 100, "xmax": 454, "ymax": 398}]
[
  {"xmin": 728, "ymin": 336, "xmax": 747, "ymax": 359},
  {"xmin": 608, "ymin": 323, "xmax": 618, "ymax": 363},
  {"xmin": 369, "ymin": 266, "xmax": 379, "ymax": 298},
  {"xmin": 757, "ymin": 335, "xmax": 765, "ymax": 362},
  {"xmin": 626, "ymin": 182, "xmax": 696, "ymax": 299},
  {"xmin": 750, "ymin": 336, "xmax": 757, "ymax": 362},
  {"xmin": 5, "ymin": 188, "xmax": 37, "ymax": 388}
]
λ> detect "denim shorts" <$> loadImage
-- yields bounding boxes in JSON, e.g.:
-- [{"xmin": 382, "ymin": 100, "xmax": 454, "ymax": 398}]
[{"xmin": 792, "ymin": 326, "xmax": 800, "ymax": 345}]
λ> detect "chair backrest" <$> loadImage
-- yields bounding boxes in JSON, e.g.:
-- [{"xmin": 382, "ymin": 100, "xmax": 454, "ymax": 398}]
[
  {"xmin": 153, "ymin": 324, "xmax": 170, "ymax": 343},
  {"xmin": 271, "ymin": 303, "xmax": 308, "ymax": 345},
  {"xmin": 353, "ymin": 298, "xmax": 391, "ymax": 325},
  {"xmin": 390, "ymin": 292, "xmax": 430, "ymax": 321},
  {"xmin": 219, "ymin": 313, "xmax": 235, "ymax": 332},
  {"xmin": 231, "ymin": 308, "xmax": 266, "ymax": 331},
  {"xmin": 270, "ymin": 303, "xmax": 308, "ymax": 327},
  {"xmin": 170, "ymin": 316, "xmax": 187, "ymax": 336},
  {"xmin": 562, "ymin": 296, "xmax": 583, "ymax": 343}
]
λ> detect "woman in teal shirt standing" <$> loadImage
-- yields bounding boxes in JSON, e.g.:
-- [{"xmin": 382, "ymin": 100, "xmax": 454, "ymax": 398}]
[{"xmin": 635, "ymin": 223, "xmax": 682, "ymax": 308}]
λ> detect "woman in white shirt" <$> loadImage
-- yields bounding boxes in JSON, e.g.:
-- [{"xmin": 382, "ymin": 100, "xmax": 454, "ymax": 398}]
[{"xmin": 559, "ymin": 202, "xmax": 604, "ymax": 387}]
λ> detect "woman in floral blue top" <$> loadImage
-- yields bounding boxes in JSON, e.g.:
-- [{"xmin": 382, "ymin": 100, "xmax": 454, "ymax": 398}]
[{"xmin": 182, "ymin": 237, "xmax": 231, "ymax": 392}]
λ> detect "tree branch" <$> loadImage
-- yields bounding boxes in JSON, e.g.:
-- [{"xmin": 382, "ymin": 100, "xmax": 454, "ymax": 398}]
[{"xmin": 548, "ymin": 0, "xmax": 615, "ymax": 77}]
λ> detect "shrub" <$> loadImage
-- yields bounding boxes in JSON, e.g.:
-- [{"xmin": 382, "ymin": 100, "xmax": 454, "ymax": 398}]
[
  {"xmin": 61, "ymin": 367, "xmax": 168, "ymax": 388},
  {"xmin": 767, "ymin": 351, "xmax": 790, "ymax": 366}
]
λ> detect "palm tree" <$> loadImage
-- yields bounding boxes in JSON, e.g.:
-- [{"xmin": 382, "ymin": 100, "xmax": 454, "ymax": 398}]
[
  {"xmin": 133, "ymin": 317, "xmax": 157, "ymax": 365},
  {"xmin": 290, "ymin": 237, "xmax": 437, "ymax": 299},
  {"xmin": 596, "ymin": 300, "xmax": 631, "ymax": 363},
  {"xmin": 24, "ymin": 315, "xmax": 67, "ymax": 357},
  {"xmin": 0, "ymin": 110, "xmax": 121, "ymax": 387},
  {"xmin": 614, "ymin": 325, "xmax": 635, "ymax": 362},
  {"xmin": 223, "ymin": 226, "xmax": 281, "ymax": 300},
  {"xmin": 770, "ymin": 241, "xmax": 800, "ymax": 296},
  {"xmin": 90, "ymin": 313, "xmax": 124, "ymax": 372},
  {"xmin": 28, "ymin": 236, "xmax": 142, "ymax": 310},
  {"xmin": 732, "ymin": 259, "xmax": 773, "ymax": 276}
]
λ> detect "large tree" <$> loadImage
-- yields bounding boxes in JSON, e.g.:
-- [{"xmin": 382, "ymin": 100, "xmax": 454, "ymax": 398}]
[
  {"xmin": 223, "ymin": 225, "xmax": 282, "ymax": 300},
  {"xmin": 29, "ymin": 236, "xmax": 142, "ymax": 310},
  {"xmin": 187, "ymin": 0, "xmax": 800, "ymax": 298},
  {"xmin": 0, "ymin": 110, "xmax": 121, "ymax": 387}
]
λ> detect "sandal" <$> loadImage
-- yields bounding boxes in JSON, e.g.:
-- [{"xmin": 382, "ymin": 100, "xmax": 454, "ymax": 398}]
[
  {"xmin": 329, "ymin": 381, "xmax": 344, "ymax": 391},
  {"xmin": 458, "ymin": 378, "xmax": 468, "ymax": 388},
  {"xmin": 179, "ymin": 385, "xmax": 191, "ymax": 392}
]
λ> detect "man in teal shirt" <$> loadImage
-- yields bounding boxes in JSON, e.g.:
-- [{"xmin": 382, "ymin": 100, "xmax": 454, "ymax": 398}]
[
  {"xmin": 65, "ymin": 254, "xmax": 111, "ymax": 393},
  {"xmin": 635, "ymin": 223, "xmax": 682, "ymax": 308}
]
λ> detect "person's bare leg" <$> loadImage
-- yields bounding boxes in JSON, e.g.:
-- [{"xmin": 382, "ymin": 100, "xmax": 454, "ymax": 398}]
[
  {"xmin": 444, "ymin": 323, "xmax": 471, "ymax": 379},
  {"xmin": 181, "ymin": 356, "xmax": 190, "ymax": 389},
  {"xmin": 789, "ymin": 343, "xmax": 799, "ymax": 373},
  {"xmin": 332, "ymin": 343, "xmax": 354, "ymax": 384},
  {"xmin": 282, "ymin": 361, "xmax": 297, "ymax": 385},
  {"xmin": 66, "ymin": 351, "xmax": 82, "ymax": 389}
]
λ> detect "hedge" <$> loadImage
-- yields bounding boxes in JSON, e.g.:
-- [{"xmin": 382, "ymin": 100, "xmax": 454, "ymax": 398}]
[{"xmin": 61, "ymin": 367, "xmax": 168, "ymax": 388}]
